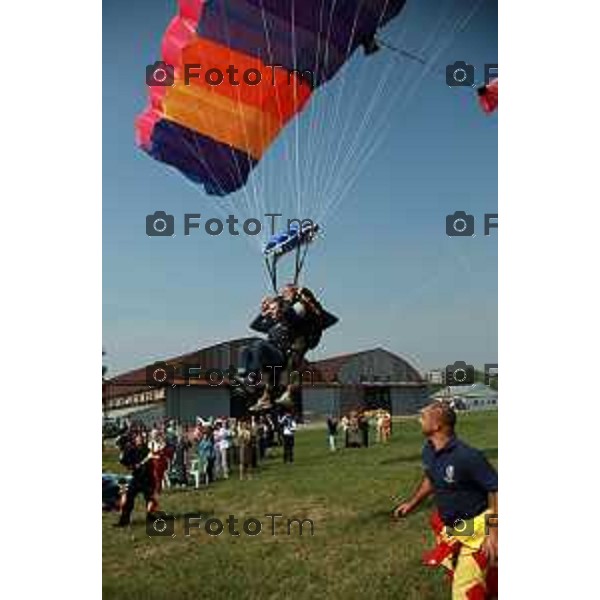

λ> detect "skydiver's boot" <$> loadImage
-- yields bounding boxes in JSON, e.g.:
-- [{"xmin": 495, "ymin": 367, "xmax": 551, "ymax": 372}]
[
  {"xmin": 249, "ymin": 388, "xmax": 273, "ymax": 412},
  {"xmin": 275, "ymin": 386, "xmax": 295, "ymax": 409},
  {"xmin": 231, "ymin": 367, "xmax": 249, "ymax": 388}
]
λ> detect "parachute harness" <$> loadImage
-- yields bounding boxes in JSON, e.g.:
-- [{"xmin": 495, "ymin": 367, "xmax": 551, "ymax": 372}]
[{"xmin": 263, "ymin": 223, "xmax": 319, "ymax": 294}]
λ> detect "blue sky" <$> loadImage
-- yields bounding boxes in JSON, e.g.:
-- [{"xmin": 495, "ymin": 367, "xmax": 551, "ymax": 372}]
[{"xmin": 103, "ymin": 0, "xmax": 497, "ymax": 375}]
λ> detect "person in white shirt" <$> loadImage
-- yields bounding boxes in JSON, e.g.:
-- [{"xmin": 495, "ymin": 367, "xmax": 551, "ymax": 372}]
[
  {"xmin": 213, "ymin": 421, "xmax": 229, "ymax": 479},
  {"xmin": 376, "ymin": 411, "xmax": 384, "ymax": 444},
  {"xmin": 327, "ymin": 416, "xmax": 338, "ymax": 451},
  {"xmin": 341, "ymin": 415, "xmax": 350, "ymax": 448},
  {"xmin": 219, "ymin": 421, "xmax": 231, "ymax": 479},
  {"xmin": 279, "ymin": 412, "xmax": 297, "ymax": 463}
]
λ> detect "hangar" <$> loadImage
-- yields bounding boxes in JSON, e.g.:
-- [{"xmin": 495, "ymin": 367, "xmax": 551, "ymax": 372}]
[{"xmin": 103, "ymin": 340, "xmax": 428, "ymax": 424}]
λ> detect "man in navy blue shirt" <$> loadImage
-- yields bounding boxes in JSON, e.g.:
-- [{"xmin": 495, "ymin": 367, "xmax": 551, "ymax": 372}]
[{"xmin": 393, "ymin": 401, "xmax": 498, "ymax": 599}]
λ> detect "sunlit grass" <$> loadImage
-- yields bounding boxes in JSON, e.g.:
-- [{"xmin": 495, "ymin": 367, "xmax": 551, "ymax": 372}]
[{"xmin": 103, "ymin": 411, "xmax": 497, "ymax": 600}]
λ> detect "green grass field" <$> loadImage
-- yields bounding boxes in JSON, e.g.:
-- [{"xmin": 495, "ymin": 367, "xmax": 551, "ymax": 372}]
[{"xmin": 103, "ymin": 411, "xmax": 497, "ymax": 600}]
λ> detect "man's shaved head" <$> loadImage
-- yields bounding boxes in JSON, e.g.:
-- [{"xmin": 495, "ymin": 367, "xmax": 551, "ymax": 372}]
[{"xmin": 420, "ymin": 401, "xmax": 457, "ymax": 435}]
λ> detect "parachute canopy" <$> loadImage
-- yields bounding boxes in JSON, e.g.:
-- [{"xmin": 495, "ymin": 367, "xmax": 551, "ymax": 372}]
[
  {"xmin": 478, "ymin": 78, "xmax": 498, "ymax": 114},
  {"xmin": 136, "ymin": 0, "xmax": 408, "ymax": 196}
]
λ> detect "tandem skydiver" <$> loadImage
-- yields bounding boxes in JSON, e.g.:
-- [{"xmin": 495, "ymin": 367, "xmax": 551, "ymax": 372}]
[
  {"xmin": 241, "ymin": 284, "xmax": 338, "ymax": 411},
  {"xmin": 241, "ymin": 296, "xmax": 297, "ymax": 411},
  {"xmin": 272, "ymin": 284, "xmax": 331, "ymax": 407}
]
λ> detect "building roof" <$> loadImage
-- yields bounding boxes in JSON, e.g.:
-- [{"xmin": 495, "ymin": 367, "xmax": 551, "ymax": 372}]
[
  {"xmin": 103, "ymin": 337, "xmax": 259, "ymax": 400},
  {"xmin": 308, "ymin": 347, "xmax": 424, "ymax": 384},
  {"xmin": 103, "ymin": 341, "xmax": 425, "ymax": 401}
]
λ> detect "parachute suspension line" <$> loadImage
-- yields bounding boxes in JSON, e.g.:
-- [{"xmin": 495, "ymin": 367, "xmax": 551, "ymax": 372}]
[
  {"xmin": 219, "ymin": 6, "xmax": 263, "ymax": 220},
  {"xmin": 319, "ymin": 0, "xmax": 487, "ymax": 224},
  {"xmin": 300, "ymin": 0, "xmax": 330, "ymax": 217},
  {"xmin": 264, "ymin": 243, "xmax": 310, "ymax": 292},
  {"xmin": 316, "ymin": 0, "xmax": 454, "ymax": 215},
  {"xmin": 293, "ymin": 241, "xmax": 311, "ymax": 286},
  {"xmin": 311, "ymin": 0, "xmax": 418, "ymax": 223},
  {"xmin": 307, "ymin": 0, "xmax": 376, "ymax": 221},
  {"xmin": 265, "ymin": 255, "xmax": 279, "ymax": 295},
  {"xmin": 257, "ymin": 0, "xmax": 303, "ymax": 227},
  {"xmin": 375, "ymin": 38, "xmax": 429, "ymax": 66},
  {"xmin": 300, "ymin": 0, "xmax": 364, "ymax": 222},
  {"xmin": 322, "ymin": 33, "xmax": 470, "ymax": 222},
  {"xmin": 316, "ymin": 1, "xmax": 452, "ymax": 218},
  {"xmin": 291, "ymin": 0, "xmax": 303, "ymax": 221},
  {"xmin": 298, "ymin": 242, "xmax": 310, "ymax": 283},
  {"xmin": 376, "ymin": 0, "xmax": 490, "ymax": 86},
  {"xmin": 294, "ymin": 243, "xmax": 301, "ymax": 286}
]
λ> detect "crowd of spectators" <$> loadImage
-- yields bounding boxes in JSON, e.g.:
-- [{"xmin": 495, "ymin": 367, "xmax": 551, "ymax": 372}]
[{"xmin": 113, "ymin": 412, "xmax": 297, "ymax": 486}]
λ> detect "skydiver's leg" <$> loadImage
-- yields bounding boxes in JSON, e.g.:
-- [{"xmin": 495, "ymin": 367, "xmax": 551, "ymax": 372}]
[
  {"xmin": 241, "ymin": 342, "xmax": 262, "ymax": 379},
  {"xmin": 249, "ymin": 342, "xmax": 285, "ymax": 411},
  {"xmin": 116, "ymin": 475, "xmax": 141, "ymax": 526},
  {"xmin": 275, "ymin": 338, "xmax": 307, "ymax": 407},
  {"xmin": 236, "ymin": 342, "xmax": 269, "ymax": 403},
  {"xmin": 256, "ymin": 341, "xmax": 285, "ymax": 379},
  {"xmin": 242, "ymin": 340, "xmax": 283, "ymax": 383}
]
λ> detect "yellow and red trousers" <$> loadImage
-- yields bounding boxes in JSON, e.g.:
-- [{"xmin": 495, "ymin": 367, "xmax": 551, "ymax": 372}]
[{"xmin": 423, "ymin": 510, "xmax": 498, "ymax": 600}]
